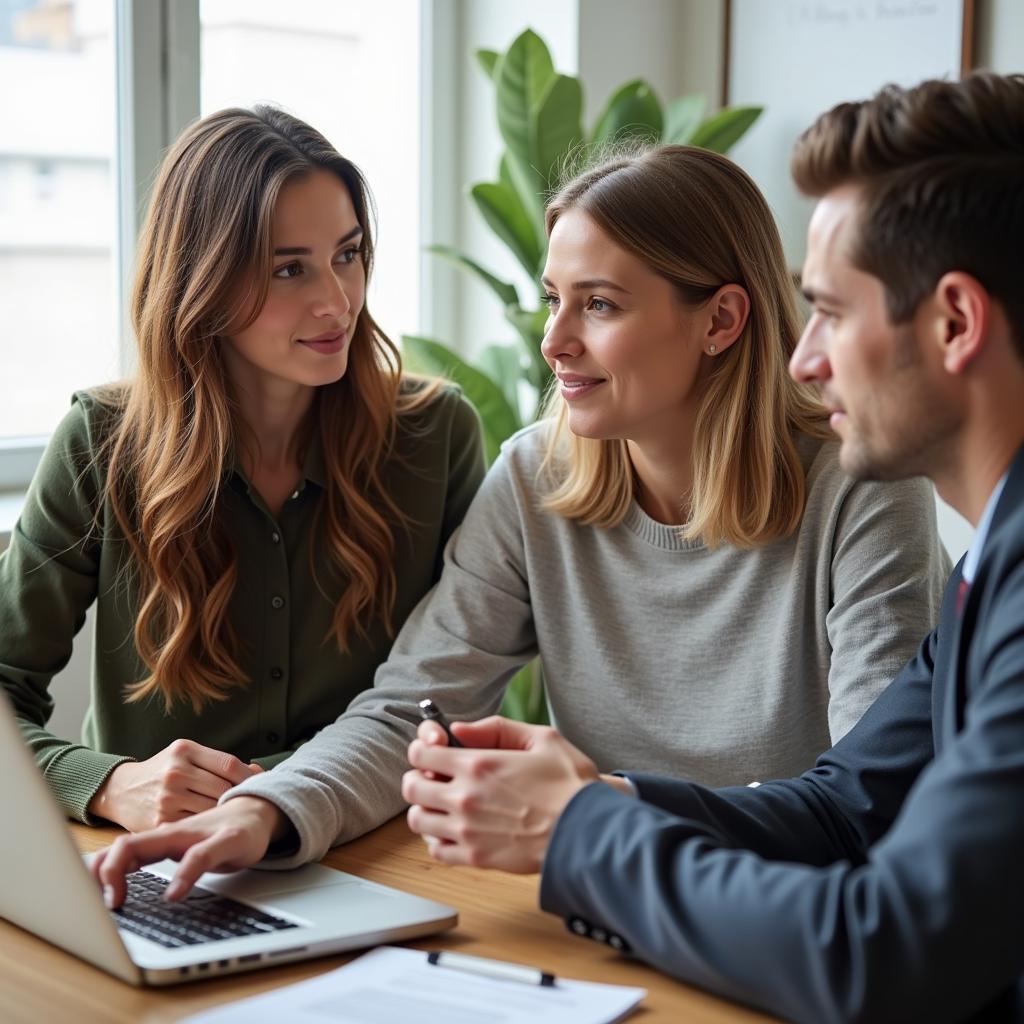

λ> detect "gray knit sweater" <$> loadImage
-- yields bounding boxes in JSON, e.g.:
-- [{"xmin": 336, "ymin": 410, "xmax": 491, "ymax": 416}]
[{"xmin": 229, "ymin": 424, "xmax": 951, "ymax": 866}]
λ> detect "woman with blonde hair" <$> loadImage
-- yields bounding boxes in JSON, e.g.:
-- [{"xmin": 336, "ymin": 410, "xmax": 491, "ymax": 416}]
[
  {"xmin": 97, "ymin": 144, "xmax": 949, "ymax": 895},
  {"xmin": 2, "ymin": 105, "xmax": 484, "ymax": 833}
]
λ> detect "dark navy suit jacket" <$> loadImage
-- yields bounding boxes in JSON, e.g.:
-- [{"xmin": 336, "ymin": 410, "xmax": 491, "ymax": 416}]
[{"xmin": 540, "ymin": 446, "xmax": 1024, "ymax": 1024}]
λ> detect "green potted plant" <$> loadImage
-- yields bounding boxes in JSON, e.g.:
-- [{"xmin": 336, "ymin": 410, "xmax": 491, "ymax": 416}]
[{"xmin": 404, "ymin": 28, "xmax": 763, "ymax": 720}]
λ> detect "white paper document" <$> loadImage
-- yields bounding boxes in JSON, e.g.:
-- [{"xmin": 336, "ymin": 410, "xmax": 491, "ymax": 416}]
[{"xmin": 184, "ymin": 946, "xmax": 646, "ymax": 1024}]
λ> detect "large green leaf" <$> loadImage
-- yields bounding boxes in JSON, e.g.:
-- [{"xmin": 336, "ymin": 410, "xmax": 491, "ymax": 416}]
[
  {"xmin": 498, "ymin": 151, "xmax": 540, "ymax": 236},
  {"xmin": 478, "ymin": 342, "xmax": 526, "ymax": 417},
  {"xmin": 402, "ymin": 336, "xmax": 521, "ymax": 463},
  {"xmin": 498, "ymin": 151, "xmax": 518, "ymax": 194},
  {"xmin": 534, "ymin": 73, "xmax": 584, "ymax": 189},
  {"xmin": 504, "ymin": 305, "xmax": 552, "ymax": 400},
  {"xmin": 590, "ymin": 79, "xmax": 663, "ymax": 146},
  {"xmin": 662, "ymin": 93, "xmax": 706, "ymax": 145},
  {"xmin": 471, "ymin": 181, "xmax": 543, "ymax": 280},
  {"xmin": 689, "ymin": 106, "xmax": 763, "ymax": 154},
  {"xmin": 427, "ymin": 244, "xmax": 520, "ymax": 307},
  {"xmin": 475, "ymin": 48, "xmax": 499, "ymax": 80},
  {"xmin": 494, "ymin": 29, "xmax": 556, "ymax": 194},
  {"xmin": 501, "ymin": 151, "xmax": 547, "ymax": 247}
]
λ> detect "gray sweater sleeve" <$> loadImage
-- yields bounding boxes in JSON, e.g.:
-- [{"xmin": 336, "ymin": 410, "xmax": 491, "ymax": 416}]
[
  {"xmin": 824, "ymin": 474, "xmax": 951, "ymax": 741},
  {"xmin": 225, "ymin": 447, "xmax": 537, "ymax": 866}
]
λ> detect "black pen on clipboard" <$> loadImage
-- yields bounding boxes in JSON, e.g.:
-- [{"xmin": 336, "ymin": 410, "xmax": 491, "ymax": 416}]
[{"xmin": 417, "ymin": 698, "xmax": 464, "ymax": 748}]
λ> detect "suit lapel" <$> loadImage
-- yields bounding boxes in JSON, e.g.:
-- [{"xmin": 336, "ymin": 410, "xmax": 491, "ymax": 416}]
[{"xmin": 936, "ymin": 565, "xmax": 968, "ymax": 743}]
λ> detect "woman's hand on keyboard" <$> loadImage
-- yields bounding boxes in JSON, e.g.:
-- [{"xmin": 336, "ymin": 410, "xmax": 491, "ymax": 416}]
[
  {"xmin": 87, "ymin": 738, "xmax": 261, "ymax": 833},
  {"xmin": 91, "ymin": 796, "xmax": 290, "ymax": 908}
]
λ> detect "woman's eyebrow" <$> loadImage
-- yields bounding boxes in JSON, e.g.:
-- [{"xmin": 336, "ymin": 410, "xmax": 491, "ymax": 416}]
[
  {"xmin": 540, "ymin": 275, "xmax": 631, "ymax": 294},
  {"xmin": 274, "ymin": 224, "xmax": 363, "ymax": 256}
]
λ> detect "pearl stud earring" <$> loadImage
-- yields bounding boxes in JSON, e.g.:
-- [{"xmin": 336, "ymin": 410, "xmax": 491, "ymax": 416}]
[{"xmin": 708, "ymin": 344, "xmax": 717, "ymax": 355}]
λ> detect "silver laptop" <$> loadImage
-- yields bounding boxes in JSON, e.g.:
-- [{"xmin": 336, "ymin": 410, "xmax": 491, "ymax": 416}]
[{"xmin": 0, "ymin": 696, "xmax": 457, "ymax": 985}]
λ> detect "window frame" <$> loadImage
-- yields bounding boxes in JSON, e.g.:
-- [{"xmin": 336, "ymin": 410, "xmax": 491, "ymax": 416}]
[
  {"xmin": 115, "ymin": 0, "xmax": 200, "ymax": 373},
  {"xmin": 418, "ymin": 0, "xmax": 457, "ymax": 345},
  {"xmin": 0, "ymin": 0, "xmax": 199, "ymax": 493}
]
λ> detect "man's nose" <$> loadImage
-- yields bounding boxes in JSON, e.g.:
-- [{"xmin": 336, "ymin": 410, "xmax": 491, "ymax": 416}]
[{"xmin": 790, "ymin": 323, "xmax": 831, "ymax": 385}]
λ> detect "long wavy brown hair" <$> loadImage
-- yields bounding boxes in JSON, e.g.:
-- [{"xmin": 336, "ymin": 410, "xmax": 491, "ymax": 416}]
[
  {"xmin": 540, "ymin": 146, "xmax": 829, "ymax": 547},
  {"xmin": 97, "ymin": 106, "xmax": 435, "ymax": 712}
]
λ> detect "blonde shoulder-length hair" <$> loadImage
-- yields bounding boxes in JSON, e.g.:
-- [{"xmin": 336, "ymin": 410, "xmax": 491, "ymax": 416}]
[
  {"xmin": 96, "ymin": 106, "xmax": 436, "ymax": 712},
  {"xmin": 540, "ymin": 145, "xmax": 829, "ymax": 547}
]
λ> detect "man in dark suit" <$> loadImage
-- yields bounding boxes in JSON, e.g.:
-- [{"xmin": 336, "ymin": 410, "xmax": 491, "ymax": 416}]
[{"xmin": 403, "ymin": 72, "xmax": 1024, "ymax": 1023}]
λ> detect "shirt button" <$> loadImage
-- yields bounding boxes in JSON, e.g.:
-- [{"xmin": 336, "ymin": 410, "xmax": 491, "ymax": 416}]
[
  {"xmin": 270, "ymin": 667, "xmax": 283, "ymax": 680},
  {"xmin": 271, "ymin": 595, "xmax": 285, "ymax": 609},
  {"xmin": 266, "ymin": 731, "xmax": 279, "ymax": 744},
  {"xmin": 568, "ymin": 917, "xmax": 588, "ymax": 936},
  {"xmin": 271, "ymin": 531, "xmax": 280, "ymax": 544}
]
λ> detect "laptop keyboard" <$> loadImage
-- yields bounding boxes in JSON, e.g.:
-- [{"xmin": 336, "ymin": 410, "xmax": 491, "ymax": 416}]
[{"xmin": 110, "ymin": 870, "xmax": 300, "ymax": 948}]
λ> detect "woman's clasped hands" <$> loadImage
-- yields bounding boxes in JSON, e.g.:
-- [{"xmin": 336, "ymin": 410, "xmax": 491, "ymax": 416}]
[{"xmin": 403, "ymin": 716, "xmax": 631, "ymax": 874}]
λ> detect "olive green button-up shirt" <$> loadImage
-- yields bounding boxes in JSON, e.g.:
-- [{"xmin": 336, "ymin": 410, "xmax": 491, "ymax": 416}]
[{"xmin": 0, "ymin": 385, "xmax": 485, "ymax": 822}]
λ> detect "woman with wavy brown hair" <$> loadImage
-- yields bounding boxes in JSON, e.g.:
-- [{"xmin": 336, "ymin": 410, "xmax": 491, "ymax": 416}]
[{"xmin": 0, "ymin": 106, "xmax": 484, "ymax": 832}]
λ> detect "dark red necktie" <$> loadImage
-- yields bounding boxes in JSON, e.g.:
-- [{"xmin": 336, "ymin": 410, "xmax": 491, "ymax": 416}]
[{"xmin": 956, "ymin": 577, "xmax": 970, "ymax": 616}]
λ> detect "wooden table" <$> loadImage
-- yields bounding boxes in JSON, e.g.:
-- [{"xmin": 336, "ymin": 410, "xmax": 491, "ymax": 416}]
[{"xmin": 1, "ymin": 816, "xmax": 778, "ymax": 1023}]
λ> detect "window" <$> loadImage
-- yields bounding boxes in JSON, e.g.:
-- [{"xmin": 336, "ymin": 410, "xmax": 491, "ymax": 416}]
[
  {"xmin": 0, "ymin": 0, "xmax": 118, "ymax": 447},
  {"xmin": 0, "ymin": 0, "xmax": 429, "ymax": 497},
  {"xmin": 199, "ymin": 0, "xmax": 423, "ymax": 348}
]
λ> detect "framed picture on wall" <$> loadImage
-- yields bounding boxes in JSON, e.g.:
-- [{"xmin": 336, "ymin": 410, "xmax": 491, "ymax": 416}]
[{"xmin": 722, "ymin": 0, "xmax": 974, "ymax": 266}]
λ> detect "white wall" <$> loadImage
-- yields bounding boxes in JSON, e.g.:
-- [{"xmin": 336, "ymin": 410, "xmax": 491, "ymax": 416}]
[{"xmin": 576, "ymin": 0, "xmax": 690, "ymax": 124}]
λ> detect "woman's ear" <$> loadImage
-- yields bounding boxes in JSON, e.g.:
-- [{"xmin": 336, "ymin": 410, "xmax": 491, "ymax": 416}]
[{"xmin": 704, "ymin": 284, "xmax": 750, "ymax": 356}]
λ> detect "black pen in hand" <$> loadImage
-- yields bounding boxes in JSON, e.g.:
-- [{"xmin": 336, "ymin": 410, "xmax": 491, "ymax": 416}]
[{"xmin": 418, "ymin": 699, "xmax": 464, "ymax": 748}]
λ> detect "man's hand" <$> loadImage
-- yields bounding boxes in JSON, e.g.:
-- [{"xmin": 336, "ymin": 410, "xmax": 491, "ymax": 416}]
[
  {"xmin": 91, "ymin": 796, "xmax": 288, "ymax": 907},
  {"xmin": 87, "ymin": 739, "xmax": 261, "ymax": 833},
  {"xmin": 402, "ymin": 716, "xmax": 600, "ymax": 874}
]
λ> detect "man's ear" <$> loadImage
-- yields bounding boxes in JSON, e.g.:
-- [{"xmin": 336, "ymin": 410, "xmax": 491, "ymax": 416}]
[
  {"xmin": 704, "ymin": 284, "xmax": 750, "ymax": 356},
  {"xmin": 931, "ymin": 271, "xmax": 990, "ymax": 375}
]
